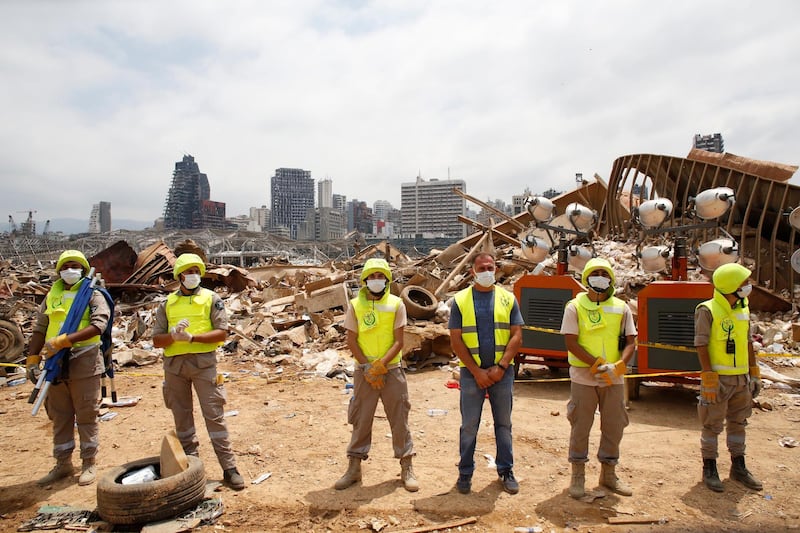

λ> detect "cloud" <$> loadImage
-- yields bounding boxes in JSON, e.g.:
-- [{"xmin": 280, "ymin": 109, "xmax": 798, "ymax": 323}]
[{"xmin": 1, "ymin": 0, "xmax": 799, "ymax": 228}]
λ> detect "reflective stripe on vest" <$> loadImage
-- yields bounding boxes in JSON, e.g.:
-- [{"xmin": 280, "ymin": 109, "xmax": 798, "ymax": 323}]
[
  {"xmin": 453, "ymin": 285, "xmax": 515, "ymax": 367},
  {"xmin": 699, "ymin": 291, "xmax": 749, "ymax": 375},
  {"xmin": 352, "ymin": 289, "xmax": 402, "ymax": 365},
  {"xmin": 163, "ymin": 288, "xmax": 222, "ymax": 357},
  {"xmin": 567, "ymin": 292, "xmax": 625, "ymax": 367},
  {"xmin": 45, "ymin": 278, "xmax": 100, "ymax": 348}
]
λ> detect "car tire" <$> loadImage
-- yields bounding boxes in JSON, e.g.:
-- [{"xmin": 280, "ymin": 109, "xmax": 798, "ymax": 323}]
[
  {"xmin": 401, "ymin": 286, "xmax": 438, "ymax": 320},
  {"xmin": 96, "ymin": 455, "xmax": 207, "ymax": 525}
]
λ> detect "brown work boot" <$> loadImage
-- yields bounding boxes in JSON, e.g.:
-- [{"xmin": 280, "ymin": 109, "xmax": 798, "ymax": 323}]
[
  {"xmin": 400, "ymin": 456, "xmax": 419, "ymax": 492},
  {"xmin": 223, "ymin": 468, "xmax": 245, "ymax": 491},
  {"xmin": 568, "ymin": 462, "xmax": 585, "ymax": 499},
  {"xmin": 78, "ymin": 459, "xmax": 97, "ymax": 486},
  {"xmin": 37, "ymin": 458, "xmax": 75, "ymax": 486},
  {"xmin": 599, "ymin": 462, "xmax": 633, "ymax": 496},
  {"xmin": 334, "ymin": 457, "xmax": 362, "ymax": 490}
]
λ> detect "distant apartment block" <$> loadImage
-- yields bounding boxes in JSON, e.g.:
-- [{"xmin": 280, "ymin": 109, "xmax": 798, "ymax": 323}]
[
  {"xmin": 400, "ymin": 177, "xmax": 466, "ymax": 238},
  {"xmin": 300, "ymin": 207, "xmax": 346, "ymax": 241},
  {"xmin": 250, "ymin": 206, "xmax": 270, "ymax": 232},
  {"xmin": 163, "ymin": 154, "xmax": 229, "ymax": 229},
  {"xmin": 348, "ymin": 199, "xmax": 373, "ymax": 234},
  {"xmin": 693, "ymin": 133, "xmax": 724, "ymax": 153},
  {"xmin": 318, "ymin": 178, "xmax": 333, "ymax": 208},
  {"xmin": 332, "ymin": 193, "xmax": 347, "ymax": 230},
  {"xmin": 88, "ymin": 201, "xmax": 111, "ymax": 233},
  {"xmin": 270, "ymin": 168, "xmax": 314, "ymax": 240}
]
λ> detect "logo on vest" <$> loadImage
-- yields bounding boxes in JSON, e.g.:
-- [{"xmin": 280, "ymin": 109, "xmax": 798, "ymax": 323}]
[
  {"xmin": 363, "ymin": 311, "xmax": 377, "ymax": 327},
  {"xmin": 587, "ymin": 309, "xmax": 602, "ymax": 324},
  {"xmin": 720, "ymin": 318, "xmax": 734, "ymax": 334}
]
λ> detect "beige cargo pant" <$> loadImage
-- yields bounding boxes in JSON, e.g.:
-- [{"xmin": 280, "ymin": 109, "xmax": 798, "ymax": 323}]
[
  {"xmin": 162, "ymin": 353, "xmax": 237, "ymax": 471},
  {"xmin": 567, "ymin": 382, "xmax": 629, "ymax": 464},
  {"xmin": 45, "ymin": 375, "xmax": 101, "ymax": 461},
  {"xmin": 698, "ymin": 374, "xmax": 751, "ymax": 459},
  {"xmin": 345, "ymin": 366, "xmax": 414, "ymax": 460}
]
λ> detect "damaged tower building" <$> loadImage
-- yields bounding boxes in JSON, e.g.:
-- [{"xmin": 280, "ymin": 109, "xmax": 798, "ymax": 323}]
[{"xmin": 163, "ymin": 154, "xmax": 229, "ymax": 230}]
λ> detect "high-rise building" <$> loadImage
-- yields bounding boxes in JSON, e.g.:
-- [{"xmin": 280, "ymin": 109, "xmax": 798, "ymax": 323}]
[
  {"xmin": 300, "ymin": 207, "xmax": 346, "ymax": 241},
  {"xmin": 249, "ymin": 205, "xmax": 270, "ymax": 232},
  {"xmin": 270, "ymin": 168, "xmax": 314, "ymax": 239},
  {"xmin": 163, "ymin": 154, "xmax": 228, "ymax": 229},
  {"xmin": 373, "ymin": 200, "xmax": 393, "ymax": 221},
  {"xmin": 693, "ymin": 133, "xmax": 724, "ymax": 153},
  {"xmin": 88, "ymin": 201, "xmax": 111, "ymax": 233},
  {"xmin": 348, "ymin": 199, "xmax": 373, "ymax": 234},
  {"xmin": 318, "ymin": 178, "xmax": 333, "ymax": 208},
  {"xmin": 400, "ymin": 176, "xmax": 466, "ymax": 238}
]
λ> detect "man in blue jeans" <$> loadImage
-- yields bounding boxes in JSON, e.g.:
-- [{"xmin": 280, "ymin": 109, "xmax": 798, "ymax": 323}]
[{"xmin": 449, "ymin": 252, "xmax": 523, "ymax": 494}]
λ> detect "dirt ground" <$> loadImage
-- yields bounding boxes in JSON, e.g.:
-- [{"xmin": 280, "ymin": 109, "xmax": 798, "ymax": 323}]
[{"xmin": 1, "ymin": 358, "xmax": 799, "ymax": 533}]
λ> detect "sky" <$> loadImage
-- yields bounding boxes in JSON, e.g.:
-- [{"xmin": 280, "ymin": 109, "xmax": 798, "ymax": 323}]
[{"xmin": 1, "ymin": 0, "xmax": 799, "ymax": 229}]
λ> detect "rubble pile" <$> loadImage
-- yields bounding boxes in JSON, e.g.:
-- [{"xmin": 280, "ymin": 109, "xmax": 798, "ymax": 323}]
[{"xmin": 1, "ymin": 235, "xmax": 799, "ymax": 384}]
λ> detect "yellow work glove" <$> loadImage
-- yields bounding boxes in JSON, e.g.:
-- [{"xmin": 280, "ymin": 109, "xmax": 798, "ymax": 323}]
[
  {"xmin": 26, "ymin": 354, "xmax": 42, "ymax": 383},
  {"xmin": 364, "ymin": 360, "xmax": 388, "ymax": 390},
  {"xmin": 700, "ymin": 371, "xmax": 719, "ymax": 404},
  {"xmin": 42, "ymin": 333, "xmax": 72, "ymax": 357},
  {"xmin": 748, "ymin": 365, "xmax": 762, "ymax": 398}
]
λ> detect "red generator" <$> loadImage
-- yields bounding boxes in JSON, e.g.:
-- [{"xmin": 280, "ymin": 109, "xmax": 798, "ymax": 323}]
[
  {"xmin": 631, "ymin": 280, "xmax": 713, "ymax": 397},
  {"xmin": 513, "ymin": 274, "xmax": 584, "ymax": 376}
]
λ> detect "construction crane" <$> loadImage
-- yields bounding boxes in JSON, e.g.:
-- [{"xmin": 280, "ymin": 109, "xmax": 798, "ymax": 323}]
[{"xmin": 16, "ymin": 210, "xmax": 37, "ymax": 236}]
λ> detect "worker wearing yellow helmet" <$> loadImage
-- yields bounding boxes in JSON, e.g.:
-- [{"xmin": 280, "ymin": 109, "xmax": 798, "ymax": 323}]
[
  {"xmin": 560, "ymin": 257, "xmax": 637, "ymax": 499},
  {"xmin": 695, "ymin": 262, "xmax": 762, "ymax": 493},
  {"xmin": 152, "ymin": 253, "xmax": 245, "ymax": 490},
  {"xmin": 27, "ymin": 249, "xmax": 111, "ymax": 486},
  {"xmin": 335, "ymin": 257, "xmax": 418, "ymax": 492}
]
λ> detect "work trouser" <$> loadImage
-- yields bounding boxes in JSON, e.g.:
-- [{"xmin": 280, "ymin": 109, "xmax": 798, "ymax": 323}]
[
  {"xmin": 698, "ymin": 374, "xmax": 751, "ymax": 459},
  {"xmin": 162, "ymin": 353, "xmax": 237, "ymax": 471},
  {"xmin": 567, "ymin": 382, "xmax": 628, "ymax": 464},
  {"xmin": 345, "ymin": 366, "xmax": 414, "ymax": 460},
  {"xmin": 45, "ymin": 374, "xmax": 101, "ymax": 461}
]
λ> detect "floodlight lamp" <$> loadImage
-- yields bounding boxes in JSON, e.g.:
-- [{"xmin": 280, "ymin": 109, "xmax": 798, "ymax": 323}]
[
  {"xmin": 520, "ymin": 233, "xmax": 551, "ymax": 263},
  {"xmin": 636, "ymin": 199, "xmax": 673, "ymax": 229},
  {"xmin": 696, "ymin": 238, "xmax": 739, "ymax": 272},
  {"xmin": 524, "ymin": 196, "xmax": 555, "ymax": 222},
  {"xmin": 692, "ymin": 187, "xmax": 735, "ymax": 220},
  {"xmin": 567, "ymin": 244, "xmax": 593, "ymax": 272},
  {"xmin": 566, "ymin": 202, "xmax": 597, "ymax": 232},
  {"xmin": 639, "ymin": 245, "xmax": 671, "ymax": 273}
]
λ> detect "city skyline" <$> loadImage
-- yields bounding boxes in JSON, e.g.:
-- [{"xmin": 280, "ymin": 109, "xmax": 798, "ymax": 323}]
[{"xmin": 2, "ymin": 2, "xmax": 799, "ymax": 226}]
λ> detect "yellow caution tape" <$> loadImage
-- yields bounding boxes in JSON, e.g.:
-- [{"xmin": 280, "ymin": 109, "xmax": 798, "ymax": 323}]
[
  {"xmin": 0, "ymin": 363, "xmax": 24, "ymax": 368},
  {"xmin": 515, "ymin": 369, "xmax": 698, "ymax": 383},
  {"xmin": 522, "ymin": 325, "xmax": 561, "ymax": 334}
]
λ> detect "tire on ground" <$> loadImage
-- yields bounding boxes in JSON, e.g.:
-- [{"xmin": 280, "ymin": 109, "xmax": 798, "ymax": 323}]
[
  {"xmin": 96, "ymin": 455, "xmax": 207, "ymax": 525},
  {"xmin": 401, "ymin": 286, "xmax": 438, "ymax": 320},
  {"xmin": 0, "ymin": 319, "xmax": 25, "ymax": 363}
]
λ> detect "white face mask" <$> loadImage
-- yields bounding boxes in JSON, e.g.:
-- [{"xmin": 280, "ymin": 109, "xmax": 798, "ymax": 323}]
[
  {"xmin": 474, "ymin": 270, "xmax": 496, "ymax": 287},
  {"xmin": 587, "ymin": 275, "xmax": 611, "ymax": 292},
  {"xmin": 366, "ymin": 279, "xmax": 386, "ymax": 293},
  {"xmin": 60, "ymin": 268, "xmax": 82, "ymax": 285},
  {"xmin": 182, "ymin": 274, "xmax": 201, "ymax": 290},
  {"xmin": 736, "ymin": 284, "xmax": 752, "ymax": 298}
]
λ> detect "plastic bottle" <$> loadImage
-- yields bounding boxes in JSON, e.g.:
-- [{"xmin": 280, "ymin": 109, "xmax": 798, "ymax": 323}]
[
  {"xmin": 427, "ymin": 409, "xmax": 448, "ymax": 417},
  {"xmin": 514, "ymin": 527, "xmax": 542, "ymax": 533},
  {"xmin": 121, "ymin": 464, "xmax": 158, "ymax": 485}
]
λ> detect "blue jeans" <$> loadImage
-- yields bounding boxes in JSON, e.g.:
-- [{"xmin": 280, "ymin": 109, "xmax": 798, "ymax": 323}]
[{"xmin": 458, "ymin": 367, "xmax": 514, "ymax": 476}]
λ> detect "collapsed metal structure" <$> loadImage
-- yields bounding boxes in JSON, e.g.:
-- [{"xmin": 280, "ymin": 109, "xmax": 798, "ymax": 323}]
[{"xmin": 601, "ymin": 149, "xmax": 800, "ymax": 299}]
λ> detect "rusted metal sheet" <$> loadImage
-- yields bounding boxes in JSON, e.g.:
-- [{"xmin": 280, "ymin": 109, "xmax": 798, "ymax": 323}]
[
  {"xmin": 89, "ymin": 240, "xmax": 138, "ymax": 284},
  {"xmin": 602, "ymin": 152, "xmax": 800, "ymax": 300}
]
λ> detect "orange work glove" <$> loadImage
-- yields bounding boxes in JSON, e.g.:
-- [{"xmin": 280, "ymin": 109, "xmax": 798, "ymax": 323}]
[
  {"xmin": 589, "ymin": 357, "xmax": 606, "ymax": 375},
  {"xmin": 364, "ymin": 360, "xmax": 388, "ymax": 390},
  {"xmin": 612, "ymin": 359, "xmax": 627, "ymax": 378},
  {"xmin": 700, "ymin": 371, "xmax": 719, "ymax": 404},
  {"xmin": 42, "ymin": 333, "xmax": 72, "ymax": 357}
]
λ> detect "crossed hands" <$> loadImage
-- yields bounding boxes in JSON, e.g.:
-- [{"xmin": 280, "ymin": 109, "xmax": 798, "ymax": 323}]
[
  {"xmin": 170, "ymin": 319, "xmax": 192, "ymax": 342},
  {"xmin": 363, "ymin": 359, "xmax": 388, "ymax": 390},
  {"xmin": 593, "ymin": 359, "xmax": 627, "ymax": 386}
]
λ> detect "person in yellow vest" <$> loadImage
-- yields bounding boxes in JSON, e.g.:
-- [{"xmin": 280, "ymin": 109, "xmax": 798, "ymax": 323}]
[
  {"xmin": 335, "ymin": 257, "xmax": 418, "ymax": 492},
  {"xmin": 560, "ymin": 258, "xmax": 636, "ymax": 499},
  {"xmin": 152, "ymin": 253, "xmax": 245, "ymax": 490},
  {"xmin": 449, "ymin": 252, "xmax": 523, "ymax": 495},
  {"xmin": 695, "ymin": 263, "xmax": 762, "ymax": 493},
  {"xmin": 26, "ymin": 250, "xmax": 111, "ymax": 486}
]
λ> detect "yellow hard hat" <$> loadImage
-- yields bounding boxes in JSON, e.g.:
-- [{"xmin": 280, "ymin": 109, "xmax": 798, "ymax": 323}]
[
  {"xmin": 56, "ymin": 249, "xmax": 89, "ymax": 272},
  {"xmin": 173, "ymin": 253, "xmax": 206, "ymax": 279},
  {"xmin": 581, "ymin": 257, "xmax": 616, "ymax": 287},
  {"xmin": 712, "ymin": 263, "xmax": 751, "ymax": 294},
  {"xmin": 360, "ymin": 258, "xmax": 392, "ymax": 283}
]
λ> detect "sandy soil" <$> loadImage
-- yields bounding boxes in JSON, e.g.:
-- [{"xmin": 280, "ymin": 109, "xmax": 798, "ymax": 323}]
[{"xmin": 1, "ymin": 359, "xmax": 799, "ymax": 533}]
